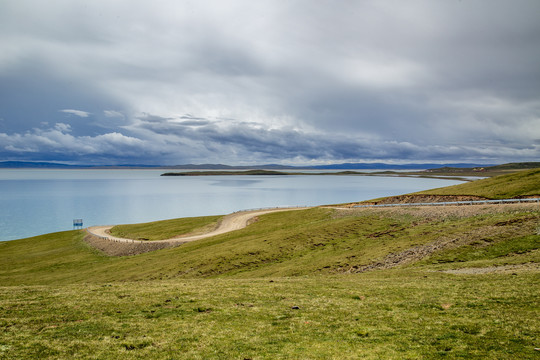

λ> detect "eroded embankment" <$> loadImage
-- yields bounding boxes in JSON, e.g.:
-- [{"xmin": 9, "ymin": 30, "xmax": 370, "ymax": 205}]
[
  {"xmin": 84, "ymin": 233, "xmax": 181, "ymax": 256},
  {"xmin": 361, "ymin": 194, "xmax": 540, "ymax": 205},
  {"xmin": 365, "ymin": 194, "xmax": 488, "ymax": 205}
]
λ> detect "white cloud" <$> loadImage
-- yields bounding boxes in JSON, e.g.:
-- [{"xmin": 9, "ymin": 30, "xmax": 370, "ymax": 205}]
[
  {"xmin": 59, "ymin": 109, "xmax": 91, "ymax": 118},
  {"xmin": 104, "ymin": 110, "xmax": 124, "ymax": 118},
  {"xmin": 54, "ymin": 123, "xmax": 71, "ymax": 132},
  {"xmin": 336, "ymin": 58, "xmax": 426, "ymax": 89},
  {"xmin": 0, "ymin": 124, "xmax": 146, "ymax": 161}
]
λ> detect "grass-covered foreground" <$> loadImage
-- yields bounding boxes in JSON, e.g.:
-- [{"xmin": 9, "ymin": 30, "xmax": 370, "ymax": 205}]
[
  {"xmin": 1, "ymin": 204, "xmax": 538, "ymax": 359},
  {"xmin": 1, "ymin": 272, "xmax": 538, "ymax": 359},
  {"xmin": 1, "ymin": 169, "xmax": 539, "ymax": 359}
]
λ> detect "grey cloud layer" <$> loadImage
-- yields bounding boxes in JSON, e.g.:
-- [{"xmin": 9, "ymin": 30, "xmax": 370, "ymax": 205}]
[
  {"xmin": 1, "ymin": 115, "xmax": 538, "ymax": 165},
  {"xmin": 0, "ymin": 0, "xmax": 539, "ymax": 164}
]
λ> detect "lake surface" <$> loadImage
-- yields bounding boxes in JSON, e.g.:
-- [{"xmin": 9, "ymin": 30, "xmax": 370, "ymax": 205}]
[{"xmin": 0, "ymin": 169, "xmax": 464, "ymax": 241}]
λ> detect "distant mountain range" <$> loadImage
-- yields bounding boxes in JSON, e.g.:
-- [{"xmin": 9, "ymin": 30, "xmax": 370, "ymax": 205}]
[
  {"xmin": 0, "ymin": 161, "xmax": 160, "ymax": 169},
  {"xmin": 0, "ymin": 160, "xmax": 497, "ymax": 170},
  {"xmin": 303, "ymin": 162, "xmax": 495, "ymax": 170},
  {"xmin": 0, "ymin": 161, "xmax": 83, "ymax": 168}
]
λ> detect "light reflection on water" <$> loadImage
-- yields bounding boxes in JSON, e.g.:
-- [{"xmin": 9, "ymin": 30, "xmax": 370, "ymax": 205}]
[
  {"xmin": 0, "ymin": 169, "xmax": 464, "ymax": 241},
  {"xmin": 210, "ymin": 179, "xmax": 263, "ymax": 187}
]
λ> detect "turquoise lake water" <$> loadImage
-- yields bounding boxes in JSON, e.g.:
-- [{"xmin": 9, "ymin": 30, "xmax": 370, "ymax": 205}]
[{"xmin": 0, "ymin": 169, "xmax": 464, "ymax": 241}]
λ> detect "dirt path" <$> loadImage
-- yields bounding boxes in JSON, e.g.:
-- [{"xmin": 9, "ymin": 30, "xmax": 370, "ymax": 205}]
[{"xmin": 87, "ymin": 207, "xmax": 309, "ymax": 244}]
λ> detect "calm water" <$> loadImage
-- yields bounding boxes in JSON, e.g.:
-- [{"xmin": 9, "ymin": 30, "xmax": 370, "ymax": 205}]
[{"xmin": 0, "ymin": 169, "xmax": 463, "ymax": 241}]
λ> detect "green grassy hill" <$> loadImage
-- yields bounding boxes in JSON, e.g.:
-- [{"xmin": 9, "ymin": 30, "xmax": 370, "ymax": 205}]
[
  {"xmin": 1, "ymin": 169, "xmax": 539, "ymax": 359},
  {"xmin": 2, "ymin": 205, "xmax": 538, "ymax": 285},
  {"xmin": 109, "ymin": 215, "xmax": 222, "ymax": 241},
  {"xmin": 417, "ymin": 168, "xmax": 540, "ymax": 199},
  {"xmin": 488, "ymin": 162, "xmax": 540, "ymax": 170}
]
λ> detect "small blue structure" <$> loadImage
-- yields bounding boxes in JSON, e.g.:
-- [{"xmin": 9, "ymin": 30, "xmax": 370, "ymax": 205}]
[{"xmin": 73, "ymin": 219, "xmax": 83, "ymax": 229}]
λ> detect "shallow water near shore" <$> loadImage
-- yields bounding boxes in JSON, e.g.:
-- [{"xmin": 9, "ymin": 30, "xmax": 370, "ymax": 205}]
[{"xmin": 0, "ymin": 169, "xmax": 463, "ymax": 241}]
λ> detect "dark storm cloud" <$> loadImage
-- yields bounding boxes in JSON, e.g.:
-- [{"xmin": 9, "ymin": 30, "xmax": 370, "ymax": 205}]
[
  {"xmin": 0, "ymin": 0, "xmax": 539, "ymax": 165},
  {"xmin": 194, "ymin": 124, "xmax": 539, "ymax": 163}
]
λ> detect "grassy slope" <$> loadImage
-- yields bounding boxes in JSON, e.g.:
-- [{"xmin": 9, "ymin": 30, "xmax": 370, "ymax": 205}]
[
  {"xmin": 109, "ymin": 215, "xmax": 222, "ymax": 241},
  {"xmin": 416, "ymin": 168, "xmax": 540, "ymax": 199},
  {"xmin": 2, "ymin": 206, "xmax": 537, "ymax": 285},
  {"xmin": 488, "ymin": 162, "xmax": 540, "ymax": 170},
  {"xmin": 1, "ymin": 170, "xmax": 539, "ymax": 359}
]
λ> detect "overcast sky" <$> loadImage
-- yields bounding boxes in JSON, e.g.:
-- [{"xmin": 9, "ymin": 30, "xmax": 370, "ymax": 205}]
[{"xmin": 1, "ymin": 1, "xmax": 539, "ymax": 165}]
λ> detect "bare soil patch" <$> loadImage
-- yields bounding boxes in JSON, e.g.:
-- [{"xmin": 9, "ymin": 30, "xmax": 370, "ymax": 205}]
[
  {"xmin": 84, "ymin": 233, "xmax": 181, "ymax": 256},
  {"xmin": 364, "ymin": 194, "xmax": 488, "ymax": 205}
]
